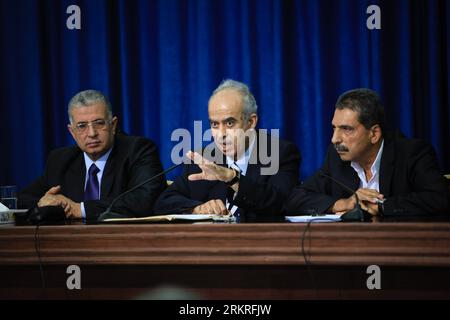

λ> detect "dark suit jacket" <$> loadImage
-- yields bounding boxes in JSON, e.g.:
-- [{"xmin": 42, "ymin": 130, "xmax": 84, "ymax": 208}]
[
  {"xmin": 285, "ymin": 132, "xmax": 449, "ymax": 216},
  {"xmin": 154, "ymin": 133, "xmax": 301, "ymax": 221},
  {"xmin": 18, "ymin": 133, "xmax": 167, "ymax": 220}
]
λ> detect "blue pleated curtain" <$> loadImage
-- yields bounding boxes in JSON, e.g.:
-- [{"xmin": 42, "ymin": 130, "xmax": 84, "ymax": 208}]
[{"xmin": 0, "ymin": 0, "xmax": 449, "ymax": 188}]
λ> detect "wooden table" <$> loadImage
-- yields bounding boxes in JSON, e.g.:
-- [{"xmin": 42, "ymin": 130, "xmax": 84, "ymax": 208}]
[{"xmin": 1, "ymin": 221, "xmax": 450, "ymax": 299}]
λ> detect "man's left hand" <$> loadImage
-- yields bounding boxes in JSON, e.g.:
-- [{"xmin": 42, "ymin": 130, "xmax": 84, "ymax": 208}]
[
  {"xmin": 360, "ymin": 201, "xmax": 379, "ymax": 216},
  {"xmin": 59, "ymin": 196, "xmax": 82, "ymax": 219},
  {"xmin": 356, "ymin": 188, "xmax": 384, "ymax": 216}
]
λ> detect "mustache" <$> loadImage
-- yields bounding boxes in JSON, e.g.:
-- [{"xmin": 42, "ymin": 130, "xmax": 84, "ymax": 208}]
[
  {"xmin": 215, "ymin": 138, "xmax": 233, "ymax": 145},
  {"xmin": 334, "ymin": 144, "xmax": 349, "ymax": 152}
]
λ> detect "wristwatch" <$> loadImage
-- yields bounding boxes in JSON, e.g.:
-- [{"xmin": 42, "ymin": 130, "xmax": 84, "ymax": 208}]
[{"xmin": 225, "ymin": 168, "xmax": 240, "ymax": 186}]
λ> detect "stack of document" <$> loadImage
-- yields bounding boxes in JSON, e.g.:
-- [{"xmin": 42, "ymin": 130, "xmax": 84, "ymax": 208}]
[
  {"xmin": 100, "ymin": 214, "xmax": 235, "ymax": 223},
  {"xmin": 0, "ymin": 202, "xmax": 27, "ymax": 224},
  {"xmin": 285, "ymin": 214, "xmax": 341, "ymax": 223}
]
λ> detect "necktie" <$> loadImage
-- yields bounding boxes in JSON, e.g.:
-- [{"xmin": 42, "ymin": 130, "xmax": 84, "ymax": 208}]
[
  {"xmin": 227, "ymin": 162, "xmax": 242, "ymax": 220},
  {"xmin": 84, "ymin": 164, "xmax": 100, "ymax": 201}
]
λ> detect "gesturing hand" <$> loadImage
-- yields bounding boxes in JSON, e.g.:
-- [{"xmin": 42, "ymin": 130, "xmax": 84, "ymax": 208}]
[{"xmin": 187, "ymin": 151, "xmax": 235, "ymax": 183}]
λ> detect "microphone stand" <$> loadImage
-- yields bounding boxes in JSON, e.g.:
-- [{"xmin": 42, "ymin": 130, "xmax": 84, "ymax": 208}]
[{"xmin": 97, "ymin": 163, "xmax": 182, "ymax": 221}]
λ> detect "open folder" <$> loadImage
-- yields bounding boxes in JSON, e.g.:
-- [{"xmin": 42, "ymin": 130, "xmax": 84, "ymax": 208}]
[{"xmin": 100, "ymin": 214, "xmax": 234, "ymax": 223}]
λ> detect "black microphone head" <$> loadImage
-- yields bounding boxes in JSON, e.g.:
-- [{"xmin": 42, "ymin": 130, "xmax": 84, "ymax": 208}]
[
  {"xmin": 27, "ymin": 206, "xmax": 67, "ymax": 225},
  {"xmin": 340, "ymin": 206, "xmax": 372, "ymax": 222}
]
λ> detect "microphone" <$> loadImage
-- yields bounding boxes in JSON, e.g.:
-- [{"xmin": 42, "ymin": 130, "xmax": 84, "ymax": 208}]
[
  {"xmin": 97, "ymin": 163, "xmax": 183, "ymax": 221},
  {"xmin": 319, "ymin": 171, "xmax": 371, "ymax": 222}
]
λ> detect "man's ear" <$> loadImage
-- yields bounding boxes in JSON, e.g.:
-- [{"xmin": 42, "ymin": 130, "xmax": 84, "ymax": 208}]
[
  {"xmin": 68, "ymin": 124, "xmax": 76, "ymax": 140},
  {"xmin": 111, "ymin": 116, "xmax": 118, "ymax": 134},
  {"xmin": 370, "ymin": 124, "xmax": 382, "ymax": 144},
  {"xmin": 248, "ymin": 113, "xmax": 258, "ymax": 129}
]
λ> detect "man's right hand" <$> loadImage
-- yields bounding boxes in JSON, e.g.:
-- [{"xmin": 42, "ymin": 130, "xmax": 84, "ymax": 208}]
[
  {"xmin": 331, "ymin": 195, "xmax": 357, "ymax": 215},
  {"xmin": 37, "ymin": 185, "xmax": 70, "ymax": 211},
  {"xmin": 192, "ymin": 199, "xmax": 228, "ymax": 215},
  {"xmin": 331, "ymin": 188, "xmax": 384, "ymax": 216}
]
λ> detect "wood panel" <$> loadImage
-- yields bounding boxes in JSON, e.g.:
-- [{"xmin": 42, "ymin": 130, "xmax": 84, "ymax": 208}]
[
  {"xmin": 1, "ymin": 223, "xmax": 450, "ymax": 266},
  {"xmin": 1, "ymin": 222, "xmax": 450, "ymax": 299}
]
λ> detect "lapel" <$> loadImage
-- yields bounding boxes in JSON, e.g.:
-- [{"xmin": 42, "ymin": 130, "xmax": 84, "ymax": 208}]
[
  {"xmin": 66, "ymin": 152, "xmax": 86, "ymax": 201},
  {"xmin": 338, "ymin": 160, "xmax": 360, "ymax": 197},
  {"xmin": 347, "ymin": 167, "xmax": 360, "ymax": 193},
  {"xmin": 207, "ymin": 147, "xmax": 228, "ymax": 202},
  {"xmin": 101, "ymin": 154, "xmax": 115, "ymax": 199},
  {"xmin": 245, "ymin": 132, "xmax": 262, "ymax": 182},
  {"xmin": 379, "ymin": 137, "xmax": 395, "ymax": 196},
  {"xmin": 101, "ymin": 144, "xmax": 118, "ymax": 199}
]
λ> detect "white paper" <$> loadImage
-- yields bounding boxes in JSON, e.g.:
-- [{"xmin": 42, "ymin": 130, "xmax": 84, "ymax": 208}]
[
  {"xmin": 0, "ymin": 208, "xmax": 27, "ymax": 224},
  {"xmin": 0, "ymin": 202, "xmax": 9, "ymax": 212},
  {"xmin": 102, "ymin": 213, "xmax": 232, "ymax": 223},
  {"xmin": 285, "ymin": 214, "xmax": 341, "ymax": 223},
  {"xmin": 168, "ymin": 214, "xmax": 217, "ymax": 220}
]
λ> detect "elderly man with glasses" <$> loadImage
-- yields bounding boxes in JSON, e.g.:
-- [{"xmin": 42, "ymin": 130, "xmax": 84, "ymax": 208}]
[{"xmin": 18, "ymin": 90, "xmax": 166, "ymax": 221}]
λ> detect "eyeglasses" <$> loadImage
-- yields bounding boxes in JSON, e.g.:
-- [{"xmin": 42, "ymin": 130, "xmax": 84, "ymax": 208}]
[{"xmin": 73, "ymin": 119, "xmax": 112, "ymax": 133}]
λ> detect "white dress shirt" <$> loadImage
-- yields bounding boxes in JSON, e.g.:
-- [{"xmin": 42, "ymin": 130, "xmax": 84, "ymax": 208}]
[
  {"xmin": 225, "ymin": 137, "xmax": 256, "ymax": 214},
  {"xmin": 350, "ymin": 140, "xmax": 384, "ymax": 191},
  {"xmin": 80, "ymin": 148, "xmax": 112, "ymax": 219}
]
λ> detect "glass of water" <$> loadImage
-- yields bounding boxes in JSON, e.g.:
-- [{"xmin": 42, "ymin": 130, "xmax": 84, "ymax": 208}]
[{"xmin": 1, "ymin": 185, "xmax": 17, "ymax": 209}]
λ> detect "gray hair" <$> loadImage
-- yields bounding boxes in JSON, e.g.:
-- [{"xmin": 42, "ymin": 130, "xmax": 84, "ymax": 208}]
[
  {"xmin": 210, "ymin": 79, "xmax": 258, "ymax": 121},
  {"xmin": 68, "ymin": 90, "xmax": 112, "ymax": 124}
]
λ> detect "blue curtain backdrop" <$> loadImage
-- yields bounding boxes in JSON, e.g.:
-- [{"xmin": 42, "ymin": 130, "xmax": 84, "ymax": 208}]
[{"xmin": 0, "ymin": 0, "xmax": 449, "ymax": 189}]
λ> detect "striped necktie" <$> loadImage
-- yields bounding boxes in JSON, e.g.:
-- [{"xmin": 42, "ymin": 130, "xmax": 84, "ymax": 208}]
[{"xmin": 227, "ymin": 162, "xmax": 242, "ymax": 220}]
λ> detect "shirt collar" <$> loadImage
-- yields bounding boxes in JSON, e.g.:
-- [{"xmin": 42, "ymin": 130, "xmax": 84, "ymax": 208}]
[
  {"xmin": 226, "ymin": 135, "xmax": 256, "ymax": 175},
  {"xmin": 351, "ymin": 139, "xmax": 384, "ymax": 179},
  {"xmin": 83, "ymin": 148, "xmax": 113, "ymax": 173}
]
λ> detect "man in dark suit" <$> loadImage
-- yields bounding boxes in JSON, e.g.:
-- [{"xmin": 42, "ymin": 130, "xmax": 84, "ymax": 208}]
[
  {"xmin": 18, "ymin": 90, "xmax": 166, "ymax": 221},
  {"xmin": 154, "ymin": 79, "xmax": 301, "ymax": 221},
  {"xmin": 285, "ymin": 88, "xmax": 449, "ymax": 216}
]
